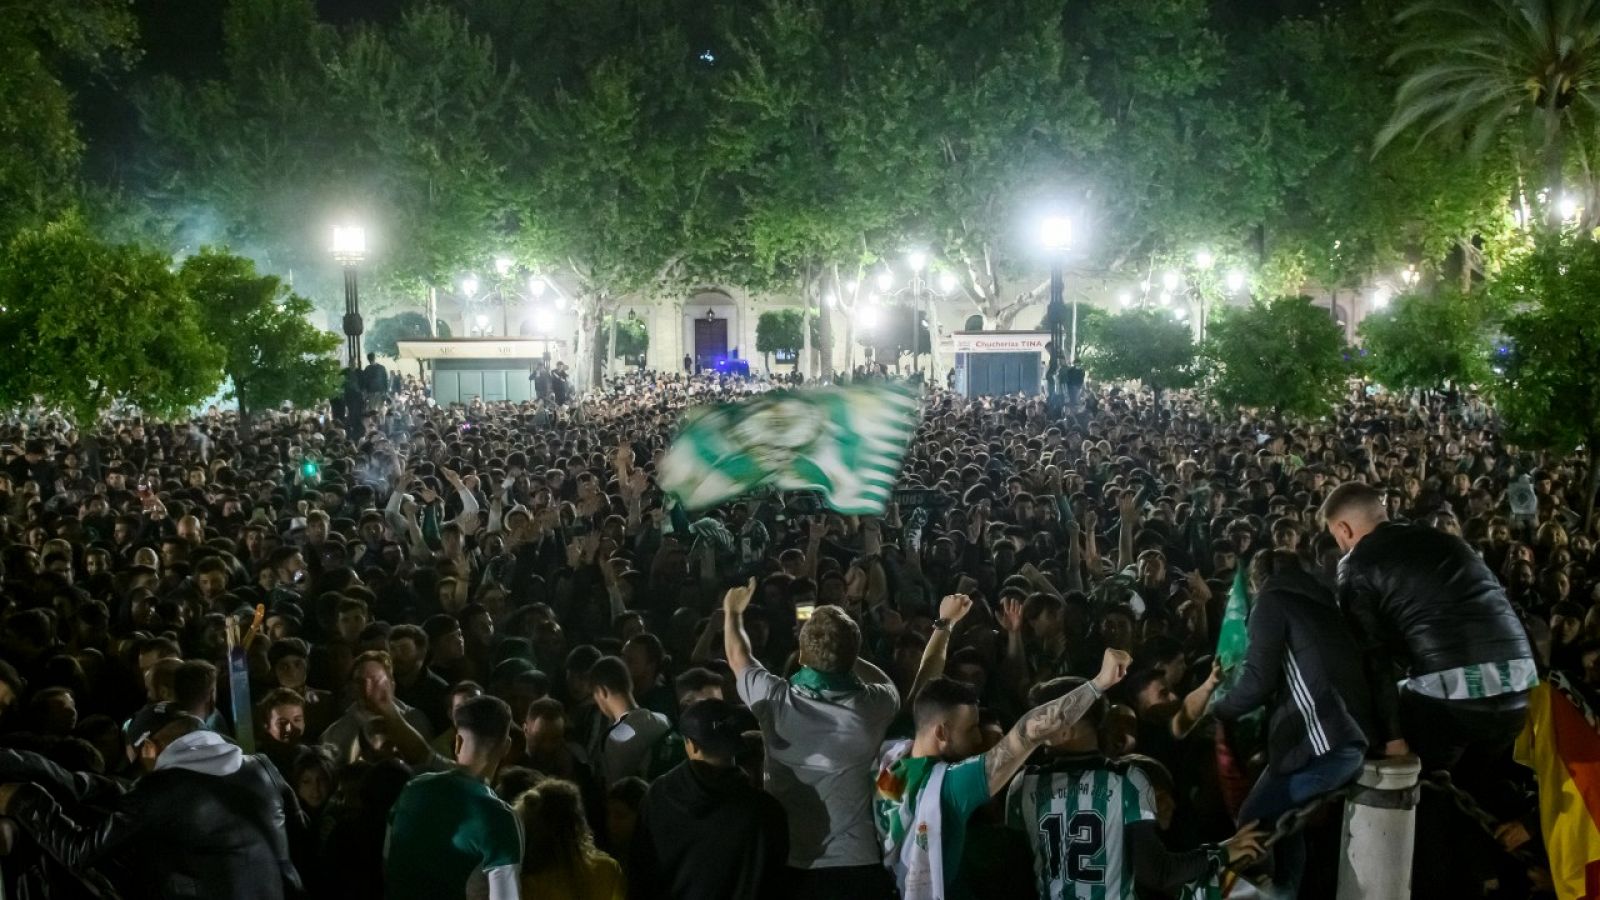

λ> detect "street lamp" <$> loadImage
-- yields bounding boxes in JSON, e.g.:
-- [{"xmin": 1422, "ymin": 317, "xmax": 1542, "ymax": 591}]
[
  {"xmin": 938, "ymin": 271, "xmax": 959, "ymax": 294},
  {"xmin": 859, "ymin": 304, "xmax": 882, "ymax": 331},
  {"xmin": 1038, "ymin": 214, "xmax": 1076, "ymax": 413},
  {"xmin": 1117, "ymin": 290, "xmax": 1133, "ymax": 307},
  {"xmin": 1161, "ymin": 270, "xmax": 1182, "ymax": 292},
  {"xmin": 1400, "ymin": 265, "xmax": 1420, "ymax": 288},
  {"xmin": 1225, "ymin": 269, "xmax": 1247, "ymax": 294},
  {"xmin": 474, "ymin": 313, "xmax": 490, "ymax": 335},
  {"xmin": 529, "ymin": 274, "xmax": 548, "ymax": 298},
  {"xmin": 1194, "ymin": 249, "xmax": 1215, "ymax": 271},
  {"xmin": 1372, "ymin": 285, "xmax": 1393, "ymax": 310},
  {"xmin": 875, "ymin": 269, "xmax": 894, "ymax": 292},
  {"xmin": 330, "ymin": 224, "xmax": 367, "ymax": 368},
  {"xmin": 494, "ymin": 255, "xmax": 514, "ymax": 277}
]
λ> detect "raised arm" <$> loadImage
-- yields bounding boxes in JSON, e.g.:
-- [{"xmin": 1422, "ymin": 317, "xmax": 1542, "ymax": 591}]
[
  {"xmin": 721, "ymin": 578, "xmax": 759, "ymax": 675},
  {"xmin": 1117, "ymin": 492, "xmax": 1138, "ymax": 573},
  {"xmin": 904, "ymin": 594, "xmax": 974, "ymax": 711},
  {"xmin": 984, "ymin": 648, "xmax": 1130, "ymax": 795}
]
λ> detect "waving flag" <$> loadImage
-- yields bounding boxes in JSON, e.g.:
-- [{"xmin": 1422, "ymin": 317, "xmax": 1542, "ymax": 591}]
[
  {"xmin": 1515, "ymin": 671, "xmax": 1600, "ymax": 900},
  {"xmin": 660, "ymin": 382, "xmax": 920, "ymax": 515}
]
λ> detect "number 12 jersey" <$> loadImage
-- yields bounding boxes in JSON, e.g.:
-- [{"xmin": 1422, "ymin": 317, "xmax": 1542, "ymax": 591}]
[{"xmin": 1004, "ymin": 758, "xmax": 1158, "ymax": 900}]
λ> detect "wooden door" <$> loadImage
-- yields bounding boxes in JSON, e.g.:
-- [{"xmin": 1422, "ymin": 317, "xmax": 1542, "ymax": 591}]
[{"xmin": 694, "ymin": 317, "xmax": 729, "ymax": 369}]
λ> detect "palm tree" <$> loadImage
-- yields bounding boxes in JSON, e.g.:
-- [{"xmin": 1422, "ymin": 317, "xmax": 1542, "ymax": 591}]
[{"xmin": 1375, "ymin": 0, "xmax": 1600, "ymax": 229}]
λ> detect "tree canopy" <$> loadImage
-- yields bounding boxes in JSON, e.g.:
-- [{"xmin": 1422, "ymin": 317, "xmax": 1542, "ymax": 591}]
[
  {"xmin": 1358, "ymin": 289, "xmax": 1496, "ymax": 392},
  {"xmin": 1488, "ymin": 235, "xmax": 1600, "ymax": 526},
  {"xmin": 0, "ymin": 219, "xmax": 222, "ymax": 425},
  {"xmin": 1079, "ymin": 310, "xmax": 1198, "ymax": 399},
  {"xmin": 179, "ymin": 249, "xmax": 342, "ymax": 417},
  {"xmin": 1204, "ymin": 296, "xmax": 1348, "ymax": 418}
]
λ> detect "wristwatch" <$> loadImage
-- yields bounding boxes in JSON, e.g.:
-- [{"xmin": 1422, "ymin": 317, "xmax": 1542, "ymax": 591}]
[{"xmin": 932, "ymin": 618, "xmax": 952, "ymax": 631}]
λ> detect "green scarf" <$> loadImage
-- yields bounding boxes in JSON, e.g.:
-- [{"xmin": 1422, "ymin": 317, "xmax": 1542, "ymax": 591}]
[{"xmin": 789, "ymin": 666, "xmax": 863, "ymax": 698}]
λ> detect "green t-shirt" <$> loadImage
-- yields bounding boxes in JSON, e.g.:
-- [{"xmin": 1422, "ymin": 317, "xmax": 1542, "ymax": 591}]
[
  {"xmin": 385, "ymin": 769, "xmax": 523, "ymax": 900},
  {"xmin": 874, "ymin": 752, "xmax": 993, "ymax": 895}
]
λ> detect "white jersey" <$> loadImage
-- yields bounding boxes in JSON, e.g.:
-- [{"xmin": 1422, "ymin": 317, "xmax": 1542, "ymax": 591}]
[{"xmin": 1005, "ymin": 759, "xmax": 1157, "ymax": 900}]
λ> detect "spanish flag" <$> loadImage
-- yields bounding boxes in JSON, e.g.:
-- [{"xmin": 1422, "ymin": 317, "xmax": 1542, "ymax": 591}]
[{"xmin": 1514, "ymin": 670, "xmax": 1600, "ymax": 900}]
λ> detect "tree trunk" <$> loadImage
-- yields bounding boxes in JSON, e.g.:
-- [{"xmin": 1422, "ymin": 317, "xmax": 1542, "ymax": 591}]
[
  {"xmin": 427, "ymin": 287, "xmax": 439, "ymax": 337},
  {"xmin": 607, "ymin": 315, "xmax": 618, "ymax": 367},
  {"xmin": 590, "ymin": 311, "xmax": 606, "ymax": 389},
  {"xmin": 817, "ymin": 289, "xmax": 834, "ymax": 384},
  {"xmin": 800, "ymin": 294, "xmax": 813, "ymax": 381}
]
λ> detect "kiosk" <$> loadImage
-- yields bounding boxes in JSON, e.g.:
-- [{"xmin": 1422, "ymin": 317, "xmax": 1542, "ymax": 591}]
[
  {"xmin": 950, "ymin": 331, "xmax": 1049, "ymax": 397},
  {"xmin": 396, "ymin": 338, "xmax": 564, "ymax": 405}
]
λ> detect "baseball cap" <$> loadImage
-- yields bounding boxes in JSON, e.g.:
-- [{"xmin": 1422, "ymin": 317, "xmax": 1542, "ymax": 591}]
[
  {"xmin": 124, "ymin": 702, "xmax": 201, "ymax": 748},
  {"xmin": 678, "ymin": 699, "xmax": 757, "ymax": 760}
]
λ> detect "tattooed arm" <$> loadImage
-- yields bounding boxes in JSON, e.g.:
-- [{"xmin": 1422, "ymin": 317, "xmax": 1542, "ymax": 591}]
[{"xmin": 984, "ymin": 648, "xmax": 1131, "ymax": 795}]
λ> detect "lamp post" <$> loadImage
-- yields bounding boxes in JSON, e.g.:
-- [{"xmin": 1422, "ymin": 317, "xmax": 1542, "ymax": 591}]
[
  {"xmin": 1039, "ymin": 215, "xmax": 1074, "ymax": 412},
  {"xmin": 906, "ymin": 250, "xmax": 927, "ymax": 376},
  {"xmin": 330, "ymin": 225, "xmax": 367, "ymax": 369}
]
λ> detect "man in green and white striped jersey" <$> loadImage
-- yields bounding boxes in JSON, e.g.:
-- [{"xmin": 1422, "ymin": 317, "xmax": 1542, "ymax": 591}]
[{"xmin": 1005, "ymin": 677, "xmax": 1265, "ymax": 900}]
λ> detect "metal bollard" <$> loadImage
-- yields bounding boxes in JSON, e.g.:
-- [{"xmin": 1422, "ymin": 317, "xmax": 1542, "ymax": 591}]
[{"xmin": 1337, "ymin": 756, "xmax": 1422, "ymax": 900}]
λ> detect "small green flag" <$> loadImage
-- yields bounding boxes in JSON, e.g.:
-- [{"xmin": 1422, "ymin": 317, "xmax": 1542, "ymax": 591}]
[
  {"xmin": 659, "ymin": 382, "xmax": 920, "ymax": 515},
  {"xmin": 1215, "ymin": 565, "xmax": 1252, "ymax": 673}
]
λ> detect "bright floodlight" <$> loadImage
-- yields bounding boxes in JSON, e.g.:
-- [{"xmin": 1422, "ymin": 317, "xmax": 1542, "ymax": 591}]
[
  {"xmin": 1117, "ymin": 291, "xmax": 1132, "ymax": 307},
  {"xmin": 846, "ymin": 280, "xmax": 858, "ymax": 294},
  {"xmin": 906, "ymin": 249, "xmax": 928, "ymax": 272},
  {"xmin": 461, "ymin": 274, "xmax": 480, "ymax": 297},
  {"xmin": 1174, "ymin": 307, "xmax": 1188, "ymax": 321},
  {"xmin": 859, "ymin": 305, "xmax": 882, "ymax": 330},
  {"xmin": 528, "ymin": 274, "xmax": 548, "ymax": 298},
  {"xmin": 875, "ymin": 270, "xmax": 894, "ymax": 292},
  {"xmin": 1158, "ymin": 290, "xmax": 1172, "ymax": 306},
  {"xmin": 553, "ymin": 293, "xmax": 567, "ymax": 311},
  {"xmin": 1401, "ymin": 265, "xmax": 1420, "ymax": 287},
  {"xmin": 825, "ymin": 292, "xmax": 838, "ymax": 308},
  {"xmin": 1194, "ymin": 249, "xmax": 1215, "ymax": 270},
  {"xmin": 474, "ymin": 313, "xmax": 489, "ymax": 330},
  {"xmin": 494, "ymin": 255, "xmax": 514, "ymax": 277},
  {"xmin": 533, "ymin": 308, "xmax": 556, "ymax": 333},
  {"xmin": 1559, "ymin": 194, "xmax": 1582, "ymax": 220},
  {"xmin": 938, "ymin": 271, "xmax": 958, "ymax": 293},
  {"xmin": 330, "ymin": 225, "xmax": 367, "ymax": 263},
  {"xmin": 1039, "ymin": 215, "xmax": 1073, "ymax": 251},
  {"xmin": 1225, "ymin": 269, "xmax": 1247, "ymax": 293},
  {"xmin": 1162, "ymin": 270, "xmax": 1181, "ymax": 292},
  {"xmin": 1372, "ymin": 285, "xmax": 1393, "ymax": 309}
]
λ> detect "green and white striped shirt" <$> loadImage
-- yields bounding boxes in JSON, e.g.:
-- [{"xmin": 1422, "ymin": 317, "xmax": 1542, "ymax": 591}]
[{"xmin": 1005, "ymin": 760, "xmax": 1156, "ymax": 900}]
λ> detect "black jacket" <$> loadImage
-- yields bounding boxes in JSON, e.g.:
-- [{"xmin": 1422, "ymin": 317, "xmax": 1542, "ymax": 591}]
[
  {"xmin": 630, "ymin": 760, "xmax": 788, "ymax": 900},
  {"xmin": 1337, "ymin": 521, "xmax": 1533, "ymax": 742},
  {"xmin": 1213, "ymin": 567, "xmax": 1374, "ymax": 773},
  {"xmin": 7, "ymin": 734, "xmax": 303, "ymax": 900}
]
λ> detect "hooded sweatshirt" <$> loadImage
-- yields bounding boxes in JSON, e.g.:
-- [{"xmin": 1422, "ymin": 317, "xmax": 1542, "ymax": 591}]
[
  {"xmin": 629, "ymin": 760, "xmax": 789, "ymax": 900},
  {"xmin": 156, "ymin": 730, "xmax": 244, "ymax": 776}
]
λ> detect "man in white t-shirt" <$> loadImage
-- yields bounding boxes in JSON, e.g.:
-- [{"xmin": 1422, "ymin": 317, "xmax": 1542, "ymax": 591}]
[{"xmin": 723, "ymin": 579, "xmax": 900, "ymax": 900}]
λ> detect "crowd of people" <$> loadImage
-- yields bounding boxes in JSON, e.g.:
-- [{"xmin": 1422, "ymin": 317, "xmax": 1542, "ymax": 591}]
[{"xmin": 0, "ymin": 363, "xmax": 1593, "ymax": 900}]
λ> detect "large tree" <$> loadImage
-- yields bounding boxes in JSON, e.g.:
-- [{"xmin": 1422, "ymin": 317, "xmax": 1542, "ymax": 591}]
[
  {"xmin": 1205, "ymin": 296, "xmax": 1348, "ymax": 418},
  {"xmin": 1358, "ymin": 289, "xmax": 1496, "ymax": 392},
  {"xmin": 1079, "ymin": 309, "xmax": 1198, "ymax": 402},
  {"xmin": 180, "ymin": 249, "xmax": 342, "ymax": 419},
  {"xmin": 0, "ymin": 220, "xmax": 221, "ymax": 424},
  {"xmin": 1488, "ymin": 235, "xmax": 1600, "ymax": 527},
  {"xmin": 0, "ymin": 0, "xmax": 137, "ymax": 237},
  {"xmin": 1377, "ymin": 0, "xmax": 1600, "ymax": 231}
]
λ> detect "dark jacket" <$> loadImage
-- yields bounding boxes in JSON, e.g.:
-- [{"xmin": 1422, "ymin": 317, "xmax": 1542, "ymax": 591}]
[
  {"xmin": 1213, "ymin": 566, "xmax": 1374, "ymax": 773},
  {"xmin": 7, "ymin": 731, "xmax": 303, "ymax": 900},
  {"xmin": 630, "ymin": 760, "xmax": 788, "ymax": 900},
  {"xmin": 1336, "ymin": 521, "xmax": 1533, "ymax": 742}
]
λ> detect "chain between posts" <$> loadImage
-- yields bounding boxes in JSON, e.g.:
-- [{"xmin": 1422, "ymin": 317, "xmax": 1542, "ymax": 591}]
[{"xmin": 1241, "ymin": 769, "xmax": 1531, "ymax": 866}]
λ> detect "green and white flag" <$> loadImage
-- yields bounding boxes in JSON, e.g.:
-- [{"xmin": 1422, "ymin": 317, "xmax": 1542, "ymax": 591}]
[{"xmin": 660, "ymin": 382, "xmax": 920, "ymax": 515}]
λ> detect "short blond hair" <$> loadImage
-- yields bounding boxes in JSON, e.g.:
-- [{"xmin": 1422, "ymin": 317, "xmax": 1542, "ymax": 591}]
[{"xmin": 798, "ymin": 605, "xmax": 861, "ymax": 675}]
